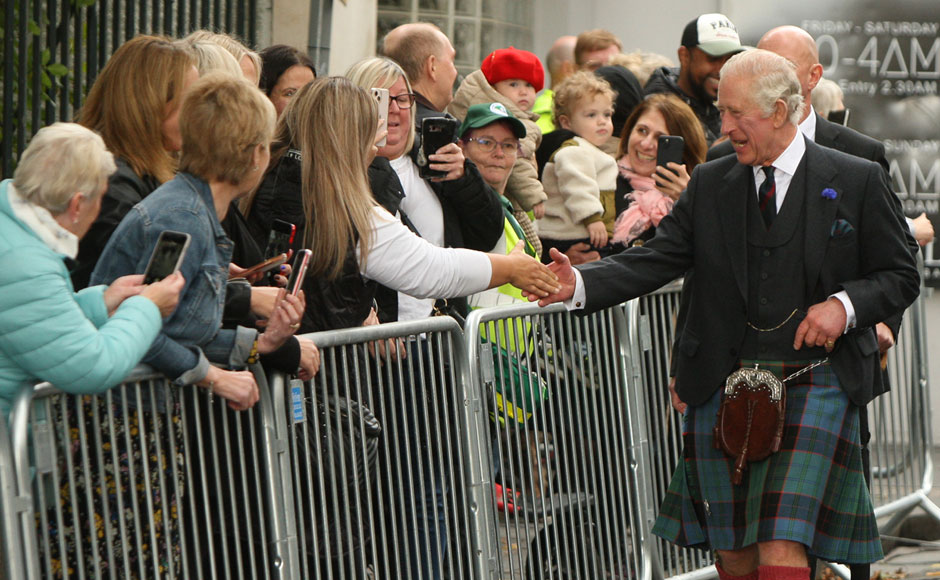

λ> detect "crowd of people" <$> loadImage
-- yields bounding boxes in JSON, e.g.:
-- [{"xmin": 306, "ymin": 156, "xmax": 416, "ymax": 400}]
[{"xmin": 0, "ymin": 10, "xmax": 934, "ymax": 580}]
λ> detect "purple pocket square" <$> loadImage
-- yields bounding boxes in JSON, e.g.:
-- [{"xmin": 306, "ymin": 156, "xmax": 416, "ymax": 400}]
[{"xmin": 830, "ymin": 218, "xmax": 855, "ymax": 237}]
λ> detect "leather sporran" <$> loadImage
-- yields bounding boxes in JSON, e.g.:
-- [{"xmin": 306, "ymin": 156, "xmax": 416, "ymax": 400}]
[{"xmin": 713, "ymin": 365, "xmax": 786, "ymax": 485}]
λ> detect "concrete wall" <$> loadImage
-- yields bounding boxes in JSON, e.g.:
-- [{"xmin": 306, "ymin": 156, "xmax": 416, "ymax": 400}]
[
  {"xmin": 329, "ymin": 0, "xmax": 378, "ymax": 75},
  {"xmin": 531, "ymin": 0, "xmax": 725, "ymax": 72},
  {"xmin": 270, "ymin": 0, "xmax": 377, "ymax": 74},
  {"xmin": 270, "ymin": 0, "xmax": 309, "ymax": 48}
]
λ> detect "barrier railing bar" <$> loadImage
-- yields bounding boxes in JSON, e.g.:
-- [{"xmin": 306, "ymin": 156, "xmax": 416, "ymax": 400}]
[
  {"xmin": 234, "ymin": 409, "xmax": 258, "ymax": 577},
  {"xmin": 622, "ymin": 300, "xmax": 660, "ymax": 580},
  {"xmin": 0, "ymin": 404, "xmax": 24, "ymax": 580},
  {"xmin": 348, "ymin": 345, "xmax": 375, "ymax": 578},
  {"xmin": 264, "ymin": 368, "xmax": 301, "ymax": 579}
]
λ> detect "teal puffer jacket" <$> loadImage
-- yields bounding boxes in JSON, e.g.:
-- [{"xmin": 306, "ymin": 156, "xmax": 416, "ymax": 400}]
[{"xmin": 0, "ymin": 180, "xmax": 162, "ymax": 417}]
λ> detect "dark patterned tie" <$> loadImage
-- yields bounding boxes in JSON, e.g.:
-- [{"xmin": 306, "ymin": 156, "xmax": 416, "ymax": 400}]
[{"xmin": 758, "ymin": 166, "xmax": 776, "ymax": 228}]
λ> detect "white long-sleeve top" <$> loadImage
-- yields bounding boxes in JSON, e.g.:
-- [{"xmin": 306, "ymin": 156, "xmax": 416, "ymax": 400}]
[{"xmin": 357, "ymin": 206, "xmax": 492, "ymax": 301}]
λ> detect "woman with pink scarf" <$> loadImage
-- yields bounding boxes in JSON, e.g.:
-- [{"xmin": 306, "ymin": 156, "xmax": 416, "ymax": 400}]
[{"xmin": 612, "ymin": 94, "xmax": 706, "ymax": 246}]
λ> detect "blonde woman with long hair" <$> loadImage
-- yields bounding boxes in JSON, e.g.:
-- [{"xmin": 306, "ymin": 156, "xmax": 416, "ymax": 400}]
[{"xmin": 266, "ymin": 77, "xmax": 558, "ymax": 333}]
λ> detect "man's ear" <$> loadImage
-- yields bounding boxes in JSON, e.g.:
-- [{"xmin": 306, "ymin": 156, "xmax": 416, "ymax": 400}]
[
  {"xmin": 772, "ymin": 99, "xmax": 789, "ymax": 128},
  {"xmin": 560, "ymin": 60, "xmax": 576, "ymax": 80},
  {"xmin": 425, "ymin": 54, "xmax": 438, "ymax": 82},
  {"xmin": 677, "ymin": 46, "xmax": 691, "ymax": 69},
  {"xmin": 806, "ymin": 63, "xmax": 823, "ymax": 93},
  {"xmin": 558, "ymin": 115, "xmax": 572, "ymax": 130}
]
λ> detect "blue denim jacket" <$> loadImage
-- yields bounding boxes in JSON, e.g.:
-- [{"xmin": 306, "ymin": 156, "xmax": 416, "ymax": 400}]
[{"xmin": 91, "ymin": 173, "xmax": 256, "ymax": 384}]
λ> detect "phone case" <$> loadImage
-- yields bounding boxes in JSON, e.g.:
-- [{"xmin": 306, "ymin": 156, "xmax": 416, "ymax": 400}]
[
  {"xmin": 418, "ymin": 117, "xmax": 459, "ymax": 178},
  {"xmin": 656, "ymin": 135, "xmax": 685, "ymax": 177},
  {"xmin": 289, "ymin": 249, "xmax": 312, "ymax": 296},
  {"xmin": 143, "ymin": 231, "xmax": 192, "ymax": 284},
  {"xmin": 372, "ymin": 88, "xmax": 390, "ymax": 147}
]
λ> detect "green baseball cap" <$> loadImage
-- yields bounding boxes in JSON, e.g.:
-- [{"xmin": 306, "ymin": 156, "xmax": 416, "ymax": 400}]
[{"xmin": 458, "ymin": 102, "xmax": 527, "ymax": 139}]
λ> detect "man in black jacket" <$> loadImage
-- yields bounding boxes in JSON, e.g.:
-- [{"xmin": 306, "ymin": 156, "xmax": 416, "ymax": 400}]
[
  {"xmin": 645, "ymin": 13, "xmax": 745, "ymax": 145},
  {"xmin": 536, "ymin": 49, "xmax": 919, "ymax": 580},
  {"xmin": 707, "ymin": 25, "xmax": 922, "ymax": 362}
]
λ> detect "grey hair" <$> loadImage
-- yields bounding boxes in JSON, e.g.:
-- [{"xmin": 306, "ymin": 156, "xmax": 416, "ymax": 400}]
[
  {"xmin": 188, "ymin": 40, "xmax": 243, "ymax": 78},
  {"xmin": 13, "ymin": 122, "xmax": 116, "ymax": 214},
  {"xmin": 721, "ymin": 49, "xmax": 804, "ymax": 126},
  {"xmin": 811, "ymin": 77, "xmax": 844, "ymax": 119}
]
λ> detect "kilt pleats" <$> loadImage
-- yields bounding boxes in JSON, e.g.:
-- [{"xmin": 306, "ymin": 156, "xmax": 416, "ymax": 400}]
[{"xmin": 652, "ymin": 360, "xmax": 882, "ymax": 564}]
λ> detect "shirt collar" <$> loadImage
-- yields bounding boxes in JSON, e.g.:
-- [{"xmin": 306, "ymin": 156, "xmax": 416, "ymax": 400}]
[
  {"xmin": 752, "ymin": 128, "xmax": 805, "ymax": 180},
  {"xmin": 799, "ymin": 105, "xmax": 817, "ymax": 142}
]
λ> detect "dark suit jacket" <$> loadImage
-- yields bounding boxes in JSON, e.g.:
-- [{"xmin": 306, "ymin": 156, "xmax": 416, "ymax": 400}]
[
  {"xmin": 705, "ymin": 113, "xmax": 911, "ymax": 342},
  {"xmin": 579, "ymin": 138, "xmax": 920, "ymax": 407}
]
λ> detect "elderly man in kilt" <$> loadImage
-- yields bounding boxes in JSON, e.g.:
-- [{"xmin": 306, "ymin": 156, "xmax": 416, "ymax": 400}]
[{"xmin": 532, "ymin": 48, "xmax": 920, "ymax": 580}]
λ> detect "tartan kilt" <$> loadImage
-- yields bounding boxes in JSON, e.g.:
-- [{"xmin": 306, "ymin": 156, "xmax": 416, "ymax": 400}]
[{"xmin": 652, "ymin": 359, "xmax": 883, "ymax": 564}]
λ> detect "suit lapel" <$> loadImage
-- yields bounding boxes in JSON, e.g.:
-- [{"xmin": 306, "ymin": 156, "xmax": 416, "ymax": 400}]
[
  {"xmin": 717, "ymin": 163, "xmax": 751, "ymax": 301},
  {"xmin": 802, "ymin": 139, "xmax": 839, "ymax": 289}
]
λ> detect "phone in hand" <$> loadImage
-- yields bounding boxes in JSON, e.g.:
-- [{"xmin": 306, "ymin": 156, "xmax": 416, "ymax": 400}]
[
  {"xmin": 418, "ymin": 116, "xmax": 460, "ymax": 178},
  {"xmin": 371, "ymin": 87, "xmax": 390, "ymax": 147},
  {"xmin": 288, "ymin": 249, "xmax": 312, "ymax": 296},
  {"xmin": 656, "ymin": 135, "xmax": 685, "ymax": 178},
  {"xmin": 264, "ymin": 219, "xmax": 296, "ymax": 258},
  {"xmin": 231, "ymin": 253, "xmax": 289, "ymax": 279},
  {"xmin": 143, "ymin": 231, "xmax": 191, "ymax": 284}
]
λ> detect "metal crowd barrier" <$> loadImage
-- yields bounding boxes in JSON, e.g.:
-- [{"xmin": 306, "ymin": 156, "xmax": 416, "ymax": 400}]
[
  {"xmin": 869, "ymin": 287, "xmax": 938, "ymax": 526},
  {"xmin": 270, "ymin": 317, "xmax": 484, "ymax": 579},
  {"xmin": 465, "ymin": 302, "xmax": 655, "ymax": 580},
  {"xmin": 0, "ymin": 283, "xmax": 933, "ymax": 580},
  {"xmin": 627, "ymin": 281, "xmax": 716, "ymax": 580},
  {"xmin": 1, "ymin": 400, "xmax": 31, "ymax": 579},
  {"xmin": 6, "ymin": 363, "xmax": 283, "ymax": 580}
]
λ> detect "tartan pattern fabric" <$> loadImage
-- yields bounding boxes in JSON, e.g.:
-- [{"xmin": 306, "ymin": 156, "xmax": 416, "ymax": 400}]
[{"xmin": 652, "ymin": 360, "xmax": 882, "ymax": 563}]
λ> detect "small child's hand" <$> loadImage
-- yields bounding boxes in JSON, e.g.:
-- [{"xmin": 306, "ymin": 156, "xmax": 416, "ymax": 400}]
[
  {"xmin": 586, "ymin": 221, "xmax": 608, "ymax": 249},
  {"xmin": 532, "ymin": 201, "xmax": 545, "ymax": 220}
]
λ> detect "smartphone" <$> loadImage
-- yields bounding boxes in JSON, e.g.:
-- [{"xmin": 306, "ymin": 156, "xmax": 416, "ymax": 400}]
[
  {"xmin": 656, "ymin": 135, "xmax": 685, "ymax": 178},
  {"xmin": 231, "ymin": 253, "xmax": 289, "ymax": 279},
  {"xmin": 288, "ymin": 249, "xmax": 312, "ymax": 296},
  {"xmin": 418, "ymin": 116, "xmax": 460, "ymax": 178},
  {"xmin": 143, "ymin": 231, "xmax": 191, "ymax": 284},
  {"xmin": 371, "ymin": 87, "xmax": 390, "ymax": 148},
  {"xmin": 827, "ymin": 108, "xmax": 850, "ymax": 126},
  {"xmin": 264, "ymin": 219, "xmax": 297, "ymax": 259}
]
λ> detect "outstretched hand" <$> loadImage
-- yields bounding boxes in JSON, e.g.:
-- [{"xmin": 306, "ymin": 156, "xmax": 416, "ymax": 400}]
[
  {"xmin": 505, "ymin": 241, "xmax": 560, "ymax": 297},
  {"xmin": 523, "ymin": 247, "xmax": 576, "ymax": 307}
]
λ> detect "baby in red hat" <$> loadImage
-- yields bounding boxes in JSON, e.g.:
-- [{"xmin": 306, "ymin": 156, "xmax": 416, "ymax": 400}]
[{"xmin": 449, "ymin": 47, "xmax": 548, "ymax": 224}]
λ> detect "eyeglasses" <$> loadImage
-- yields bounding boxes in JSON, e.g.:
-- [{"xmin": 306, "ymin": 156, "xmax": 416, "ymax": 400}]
[
  {"xmin": 390, "ymin": 92, "xmax": 417, "ymax": 109},
  {"xmin": 465, "ymin": 137, "xmax": 520, "ymax": 155}
]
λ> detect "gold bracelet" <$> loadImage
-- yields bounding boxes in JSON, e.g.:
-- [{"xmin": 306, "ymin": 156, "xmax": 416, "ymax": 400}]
[{"xmin": 246, "ymin": 339, "xmax": 260, "ymax": 365}]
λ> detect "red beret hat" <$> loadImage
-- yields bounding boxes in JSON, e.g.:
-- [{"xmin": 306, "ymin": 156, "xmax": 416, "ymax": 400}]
[{"xmin": 481, "ymin": 47, "xmax": 544, "ymax": 92}]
